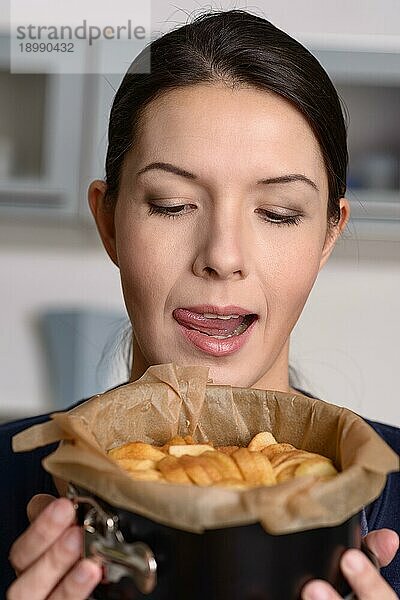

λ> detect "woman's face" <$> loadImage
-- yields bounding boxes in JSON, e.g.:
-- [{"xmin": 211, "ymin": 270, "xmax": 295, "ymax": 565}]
[{"xmin": 90, "ymin": 83, "xmax": 349, "ymax": 390}]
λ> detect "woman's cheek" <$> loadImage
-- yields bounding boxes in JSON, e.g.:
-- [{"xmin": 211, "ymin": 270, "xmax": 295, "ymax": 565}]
[
  {"xmin": 266, "ymin": 240, "xmax": 322, "ymax": 323},
  {"xmin": 116, "ymin": 225, "xmax": 181, "ymax": 321}
]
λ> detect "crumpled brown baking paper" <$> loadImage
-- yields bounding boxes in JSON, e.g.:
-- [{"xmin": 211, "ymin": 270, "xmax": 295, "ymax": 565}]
[{"xmin": 12, "ymin": 363, "xmax": 399, "ymax": 534}]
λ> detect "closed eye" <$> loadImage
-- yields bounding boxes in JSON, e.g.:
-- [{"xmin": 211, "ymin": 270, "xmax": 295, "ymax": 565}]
[
  {"xmin": 147, "ymin": 203, "xmax": 303, "ymax": 227},
  {"xmin": 256, "ymin": 209, "xmax": 303, "ymax": 227},
  {"xmin": 147, "ymin": 203, "xmax": 192, "ymax": 219}
]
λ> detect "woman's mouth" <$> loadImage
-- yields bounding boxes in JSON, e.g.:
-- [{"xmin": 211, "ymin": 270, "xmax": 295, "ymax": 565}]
[{"xmin": 172, "ymin": 308, "xmax": 258, "ymax": 356}]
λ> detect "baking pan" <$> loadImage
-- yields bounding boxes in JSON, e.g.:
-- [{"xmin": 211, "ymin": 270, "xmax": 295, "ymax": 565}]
[{"xmin": 68, "ymin": 484, "xmax": 378, "ymax": 600}]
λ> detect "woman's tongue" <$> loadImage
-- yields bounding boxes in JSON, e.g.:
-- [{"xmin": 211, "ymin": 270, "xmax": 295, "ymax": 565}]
[{"xmin": 173, "ymin": 309, "xmax": 245, "ymax": 336}]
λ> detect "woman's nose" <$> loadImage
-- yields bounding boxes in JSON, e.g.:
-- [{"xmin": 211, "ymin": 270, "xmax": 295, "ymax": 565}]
[{"xmin": 192, "ymin": 205, "xmax": 251, "ymax": 281}]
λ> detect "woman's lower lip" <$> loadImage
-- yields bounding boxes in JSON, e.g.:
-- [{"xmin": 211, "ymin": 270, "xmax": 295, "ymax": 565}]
[{"xmin": 175, "ymin": 317, "xmax": 257, "ymax": 357}]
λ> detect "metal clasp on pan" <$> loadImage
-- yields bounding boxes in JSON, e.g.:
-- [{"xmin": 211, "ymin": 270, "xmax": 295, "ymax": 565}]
[{"xmin": 67, "ymin": 484, "xmax": 157, "ymax": 594}]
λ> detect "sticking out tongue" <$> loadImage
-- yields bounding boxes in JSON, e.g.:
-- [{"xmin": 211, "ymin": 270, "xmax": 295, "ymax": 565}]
[{"xmin": 173, "ymin": 309, "xmax": 248, "ymax": 336}]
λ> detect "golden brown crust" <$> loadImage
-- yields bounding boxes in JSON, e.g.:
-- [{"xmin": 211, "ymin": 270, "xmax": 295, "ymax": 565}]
[
  {"xmin": 216, "ymin": 445, "xmax": 239, "ymax": 455},
  {"xmin": 107, "ymin": 431, "xmax": 338, "ymax": 488}
]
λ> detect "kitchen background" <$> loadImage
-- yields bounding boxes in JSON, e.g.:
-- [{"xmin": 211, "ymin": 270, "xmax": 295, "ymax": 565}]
[{"xmin": 1, "ymin": 0, "xmax": 399, "ymax": 425}]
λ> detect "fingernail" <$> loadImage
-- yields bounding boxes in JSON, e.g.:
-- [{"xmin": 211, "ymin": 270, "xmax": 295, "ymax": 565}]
[
  {"xmin": 302, "ymin": 582, "xmax": 330, "ymax": 600},
  {"xmin": 49, "ymin": 498, "xmax": 73, "ymax": 524},
  {"xmin": 342, "ymin": 549, "xmax": 364, "ymax": 573},
  {"xmin": 73, "ymin": 561, "xmax": 90, "ymax": 583},
  {"xmin": 63, "ymin": 528, "xmax": 81, "ymax": 552}
]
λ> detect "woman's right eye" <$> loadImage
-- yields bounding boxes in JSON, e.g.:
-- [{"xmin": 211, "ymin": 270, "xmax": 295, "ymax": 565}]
[{"xmin": 147, "ymin": 203, "xmax": 194, "ymax": 219}]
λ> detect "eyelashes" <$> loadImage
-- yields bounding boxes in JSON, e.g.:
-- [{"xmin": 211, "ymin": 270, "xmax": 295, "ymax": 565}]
[
  {"xmin": 147, "ymin": 203, "xmax": 303, "ymax": 227},
  {"xmin": 148, "ymin": 204, "xmax": 191, "ymax": 217},
  {"xmin": 258, "ymin": 210, "xmax": 302, "ymax": 227}
]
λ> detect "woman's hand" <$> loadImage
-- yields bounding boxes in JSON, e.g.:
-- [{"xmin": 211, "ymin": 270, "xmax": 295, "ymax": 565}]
[
  {"xmin": 301, "ymin": 528, "xmax": 399, "ymax": 599},
  {"xmin": 7, "ymin": 494, "xmax": 102, "ymax": 599}
]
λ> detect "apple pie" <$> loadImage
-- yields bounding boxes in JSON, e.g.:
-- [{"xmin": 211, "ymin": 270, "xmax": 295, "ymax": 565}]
[{"xmin": 107, "ymin": 431, "xmax": 338, "ymax": 489}]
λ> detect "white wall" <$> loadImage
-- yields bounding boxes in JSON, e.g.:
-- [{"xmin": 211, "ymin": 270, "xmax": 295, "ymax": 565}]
[
  {"xmin": 0, "ymin": 218, "xmax": 125, "ymax": 418},
  {"xmin": 290, "ymin": 235, "xmax": 400, "ymax": 426},
  {"xmin": 1, "ymin": 216, "xmax": 399, "ymax": 426}
]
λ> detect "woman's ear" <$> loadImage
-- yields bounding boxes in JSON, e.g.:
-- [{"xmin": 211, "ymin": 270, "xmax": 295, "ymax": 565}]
[
  {"xmin": 88, "ymin": 179, "xmax": 119, "ymax": 267},
  {"xmin": 318, "ymin": 198, "xmax": 351, "ymax": 272}
]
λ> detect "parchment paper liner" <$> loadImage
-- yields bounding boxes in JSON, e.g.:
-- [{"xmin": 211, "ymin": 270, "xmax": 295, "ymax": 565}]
[{"xmin": 13, "ymin": 363, "xmax": 399, "ymax": 534}]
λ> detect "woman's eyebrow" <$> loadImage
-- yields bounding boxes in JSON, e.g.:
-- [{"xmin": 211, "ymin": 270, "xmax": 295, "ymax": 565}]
[
  {"xmin": 257, "ymin": 173, "xmax": 319, "ymax": 192},
  {"xmin": 136, "ymin": 162, "xmax": 196, "ymax": 180},
  {"xmin": 136, "ymin": 161, "xmax": 319, "ymax": 192}
]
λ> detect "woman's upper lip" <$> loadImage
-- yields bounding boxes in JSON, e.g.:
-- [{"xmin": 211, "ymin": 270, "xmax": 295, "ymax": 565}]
[{"xmin": 174, "ymin": 305, "xmax": 258, "ymax": 316}]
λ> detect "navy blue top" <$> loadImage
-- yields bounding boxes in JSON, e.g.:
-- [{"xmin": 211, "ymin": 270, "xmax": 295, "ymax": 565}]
[{"xmin": 1, "ymin": 391, "xmax": 399, "ymax": 597}]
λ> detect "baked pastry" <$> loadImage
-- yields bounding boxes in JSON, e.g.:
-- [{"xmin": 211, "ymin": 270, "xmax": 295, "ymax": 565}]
[{"xmin": 107, "ymin": 432, "xmax": 338, "ymax": 489}]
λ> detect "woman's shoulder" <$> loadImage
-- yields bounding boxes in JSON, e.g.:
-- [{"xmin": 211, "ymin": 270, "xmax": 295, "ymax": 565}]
[
  {"xmin": 0, "ymin": 382, "xmax": 126, "ymax": 451},
  {"xmin": 362, "ymin": 417, "xmax": 400, "ymax": 454},
  {"xmin": 0, "ymin": 410, "xmax": 58, "ymax": 465},
  {"xmin": 361, "ymin": 417, "xmax": 400, "ymax": 595},
  {"xmin": 0, "ymin": 400, "xmax": 91, "ymax": 496},
  {"xmin": 360, "ymin": 417, "xmax": 400, "ymax": 518}
]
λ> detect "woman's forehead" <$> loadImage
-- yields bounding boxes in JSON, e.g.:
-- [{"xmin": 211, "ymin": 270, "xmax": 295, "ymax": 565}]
[
  {"xmin": 139, "ymin": 84, "xmax": 317, "ymax": 145},
  {"xmin": 130, "ymin": 84, "xmax": 326, "ymax": 185}
]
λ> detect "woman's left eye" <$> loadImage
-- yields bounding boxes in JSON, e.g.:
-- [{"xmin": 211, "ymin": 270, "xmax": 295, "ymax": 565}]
[
  {"xmin": 147, "ymin": 203, "xmax": 192, "ymax": 219},
  {"xmin": 256, "ymin": 209, "xmax": 303, "ymax": 227},
  {"xmin": 147, "ymin": 203, "xmax": 303, "ymax": 227}
]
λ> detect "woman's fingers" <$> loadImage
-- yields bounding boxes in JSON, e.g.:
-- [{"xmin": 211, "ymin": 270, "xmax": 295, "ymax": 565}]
[
  {"xmin": 9, "ymin": 497, "xmax": 75, "ymax": 573},
  {"xmin": 363, "ymin": 529, "xmax": 399, "ymax": 568},
  {"xmin": 302, "ymin": 578, "xmax": 341, "ymax": 599},
  {"xmin": 46, "ymin": 559, "xmax": 103, "ymax": 600},
  {"xmin": 339, "ymin": 548, "xmax": 398, "ymax": 599},
  {"xmin": 302, "ymin": 547, "xmax": 398, "ymax": 600},
  {"xmin": 8, "ymin": 495, "xmax": 102, "ymax": 599},
  {"xmin": 27, "ymin": 493, "xmax": 56, "ymax": 523},
  {"xmin": 7, "ymin": 526, "xmax": 83, "ymax": 600}
]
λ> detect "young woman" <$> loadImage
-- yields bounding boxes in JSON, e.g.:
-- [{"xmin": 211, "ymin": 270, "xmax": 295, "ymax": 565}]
[{"xmin": 2, "ymin": 9, "xmax": 399, "ymax": 600}]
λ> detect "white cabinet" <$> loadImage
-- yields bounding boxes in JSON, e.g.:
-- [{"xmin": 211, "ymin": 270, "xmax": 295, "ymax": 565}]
[
  {"xmin": 309, "ymin": 46, "xmax": 400, "ymax": 240},
  {"xmin": 0, "ymin": 33, "xmax": 85, "ymax": 219}
]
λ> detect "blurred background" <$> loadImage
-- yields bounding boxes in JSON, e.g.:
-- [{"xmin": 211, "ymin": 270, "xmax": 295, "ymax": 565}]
[{"xmin": 0, "ymin": 0, "xmax": 399, "ymax": 425}]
